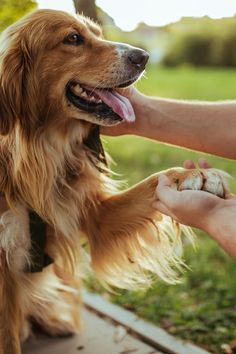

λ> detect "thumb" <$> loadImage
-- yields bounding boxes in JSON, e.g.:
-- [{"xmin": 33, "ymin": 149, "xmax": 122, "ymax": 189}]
[
  {"xmin": 116, "ymin": 86, "xmax": 137, "ymax": 99},
  {"xmin": 155, "ymin": 175, "xmax": 180, "ymax": 207},
  {"xmin": 100, "ymin": 122, "xmax": 126, "ymax": 136}
]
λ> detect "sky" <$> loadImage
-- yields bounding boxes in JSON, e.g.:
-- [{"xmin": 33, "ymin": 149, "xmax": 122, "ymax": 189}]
[{"xmin": 37, "ymin": 0, "xmax": 236, "ymax": 31}]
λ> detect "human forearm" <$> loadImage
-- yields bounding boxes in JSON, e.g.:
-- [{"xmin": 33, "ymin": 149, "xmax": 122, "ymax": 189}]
[
  {"xmin": 204, "ymin": 198, "xmax": 236, "ymax": 259},
  {"xmin": 130, "ymin": 93, "xmax": 236, "ymax": 159}
]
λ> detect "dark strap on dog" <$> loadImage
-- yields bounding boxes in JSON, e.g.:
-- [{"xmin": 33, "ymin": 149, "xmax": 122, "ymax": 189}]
[
  {"xmin": 2, "ymin": 128, "xmax": 104, "ymax": 272},
  {"xmin": 27, "ymin": 127, "xmax": 105, "ymax": 271},
  {"xmin": 0, "ymin": 193, "xmax": 52, "ymax": 272},
  {"xmin": 26, "ymin": 211, "xmax": 53, "ymax": 273},
  {"xmin": 84, "ymin": 125, "xmax": 107, "ymax": 172}
]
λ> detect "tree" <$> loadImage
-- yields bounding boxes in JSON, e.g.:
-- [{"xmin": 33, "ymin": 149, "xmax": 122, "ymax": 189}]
[
  {"xmin": 73, "ymin": 0, "xmax": 98, "ymax": 22},
  {"xmin": 0, "ymin": 0, "xmax": 37, "ymax": 31}
]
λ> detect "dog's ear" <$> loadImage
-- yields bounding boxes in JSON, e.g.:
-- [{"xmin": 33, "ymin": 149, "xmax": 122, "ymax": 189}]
[
  {"xmin": 0, "ymin": 41, "xmax": 24, "ymax": 134},
  {"xmin": 0, "ymin": 36, "xmax": 36, "ymax": 135}
]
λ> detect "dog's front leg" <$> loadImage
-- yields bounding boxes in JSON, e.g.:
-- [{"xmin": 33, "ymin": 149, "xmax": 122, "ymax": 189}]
[
  {"xmin": 0, "ymin": 252, "xmax": 21, "ymax": 354},
  {"xmin": 0, "ymin": 203, "xmax": 31, "ymax": 354},
  {"xmin": 85, "ymin": 168, "xmax": 228, "ymax": 289}
]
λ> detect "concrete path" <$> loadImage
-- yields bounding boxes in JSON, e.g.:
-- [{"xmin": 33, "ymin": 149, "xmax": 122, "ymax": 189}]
[
  {"xmin": 22, "ymin": 291, "xmax": 210, "ymax": 354},
  {"xmin": 22, "ymin": 308, "xmax": 162, "ymax": 354}
]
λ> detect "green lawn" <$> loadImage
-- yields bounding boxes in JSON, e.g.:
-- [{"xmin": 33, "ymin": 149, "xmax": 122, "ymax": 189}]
[
  {"xmin": 138, "ymin": 65, "xmax": 236, "ymax": 100},
  {"xmin": 89, "ymin": 66, "xmax": 236, "ymax": 354}
]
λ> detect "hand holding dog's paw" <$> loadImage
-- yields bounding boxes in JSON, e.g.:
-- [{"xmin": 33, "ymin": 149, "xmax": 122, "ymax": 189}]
[{"xmin": 153, "ymin": 167, "xmax": 231, "ymax": 230}]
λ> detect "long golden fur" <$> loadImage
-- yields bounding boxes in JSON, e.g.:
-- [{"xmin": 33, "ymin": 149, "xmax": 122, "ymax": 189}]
[{"xmin": 0, "ymin": 9, "xmax": 229, "ymax": 353}]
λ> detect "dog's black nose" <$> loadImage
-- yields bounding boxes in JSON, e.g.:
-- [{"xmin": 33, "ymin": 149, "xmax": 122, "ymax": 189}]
[{"xmin": 128, "ymin": 49, "xmax": 149, "ymax": 70}]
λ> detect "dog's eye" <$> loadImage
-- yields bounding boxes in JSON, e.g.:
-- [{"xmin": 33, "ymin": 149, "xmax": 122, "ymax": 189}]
[{"xmin": 64, "ymin": 33, "xmax": 84, "ymax": 46}]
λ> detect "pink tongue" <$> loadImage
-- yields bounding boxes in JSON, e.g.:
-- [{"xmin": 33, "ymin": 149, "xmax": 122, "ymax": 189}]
[{"xmin": 93, "ymin": 89, "xmax": 135, "ymax": 122}]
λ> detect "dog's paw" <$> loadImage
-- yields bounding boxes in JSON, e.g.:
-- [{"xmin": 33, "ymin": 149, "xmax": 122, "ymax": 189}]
[
  {"xmin": 177, "ymin": 168, "xmax": 230, "ymax": 197},
  {"xmin": 34, "ymin": 318, "xmax": 78, "ymax": 338},
  {"xmin": 20, "ymin": 320, "xmax": 31, "ymax": 342}
]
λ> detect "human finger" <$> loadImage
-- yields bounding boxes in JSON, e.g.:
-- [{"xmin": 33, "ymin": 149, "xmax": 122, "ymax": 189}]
[
  {"xmin": 198, "ymin": 158, "xmax": 212, "ymax": 169},
  {"xmin": 100, "ymin": 122, "xmax": 127, "ymax": 136},
  {"xmin": 155, "ymin": 175, "xmax": 180, "ymax": 208},
  {"xmin": 152, "ymin": 200, "xmax": 176, "ymax": 218},
  {"xmin": 183, "ymin": 160, "xmax": 195, "ymax": 169}
]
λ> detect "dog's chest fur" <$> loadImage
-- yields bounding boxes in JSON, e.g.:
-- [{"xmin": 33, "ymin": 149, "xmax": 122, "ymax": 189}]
[{"xmin": 0, "ymin": 124, "xmax": 107, "ymax": 274}]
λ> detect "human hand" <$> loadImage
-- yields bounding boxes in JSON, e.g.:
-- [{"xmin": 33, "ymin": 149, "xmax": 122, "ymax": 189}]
[
  {"xmin": 153, "ymin": 159, "xmax": 231, "ymax": 232},
  {"xmin": 154, "ymin": 162, "xmax": 236, "ymax": 259}
]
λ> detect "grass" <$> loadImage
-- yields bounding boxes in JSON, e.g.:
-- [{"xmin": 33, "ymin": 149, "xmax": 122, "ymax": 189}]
[
  {"xmin": 88, "ymin": 65, "xmax": 236, "ymax": 353},
  {"xmin": 138, "ymin": 65, "xmax": 236, "ymax": 100}
]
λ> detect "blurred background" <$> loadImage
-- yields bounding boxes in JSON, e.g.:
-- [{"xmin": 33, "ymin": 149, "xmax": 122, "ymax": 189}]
[{"xmin": 1, "ymin": 1, "xmax": 236, "ymax": 353}]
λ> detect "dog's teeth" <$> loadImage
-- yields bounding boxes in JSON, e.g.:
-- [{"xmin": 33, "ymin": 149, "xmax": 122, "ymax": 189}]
[
  {"xmin": 73, "ymin": 84, "xmax": 82, "ymax": 94},
  {"xmin": 98, "ymin": 99, "xmax": 102, "ymax": 103},
  {"xmin": 81, "ymin": 91, "xmax": 87, "ymax": 98}
]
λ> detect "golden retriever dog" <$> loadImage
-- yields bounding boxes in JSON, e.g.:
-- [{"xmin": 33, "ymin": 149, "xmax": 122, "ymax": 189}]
[{"xmin": 0, "ymin": 9, "xmax": 229, "ymax": 354}]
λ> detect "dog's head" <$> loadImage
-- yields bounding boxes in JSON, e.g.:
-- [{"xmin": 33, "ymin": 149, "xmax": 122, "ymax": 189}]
[{"xmin": 0, "ymin": 9, "xmax": 149, "ymax": 135}]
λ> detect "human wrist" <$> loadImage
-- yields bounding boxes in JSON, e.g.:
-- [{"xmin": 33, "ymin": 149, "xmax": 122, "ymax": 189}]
[
  {"xmin": 127, "ymin": 91, "xmax": 147, "ymax": 135},
  {"xmin": 130, "ymin": 95, "xmax": 162, "ymax": 137},
  {"xmin": 201, "ymin": 201, "xmax": 226, "ymax": 237},
  {"xmin": 202, "ymin": 199, "xmax": 236, "ymax": 259}
]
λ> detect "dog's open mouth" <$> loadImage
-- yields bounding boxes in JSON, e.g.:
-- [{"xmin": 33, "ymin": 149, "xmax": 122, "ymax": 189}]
[{"xmin": 66, "ymin": 81, "xmax": 135, "ymax": 125}]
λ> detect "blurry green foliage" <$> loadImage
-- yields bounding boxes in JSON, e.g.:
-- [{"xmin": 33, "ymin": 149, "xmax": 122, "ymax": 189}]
[
  {"xmin": 0, "ymin": 0, "xmax": 37, "ymax": 32},
  {"xmin": 163, "ymin": 16, "xmax": 236, "ymax": 67}
]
